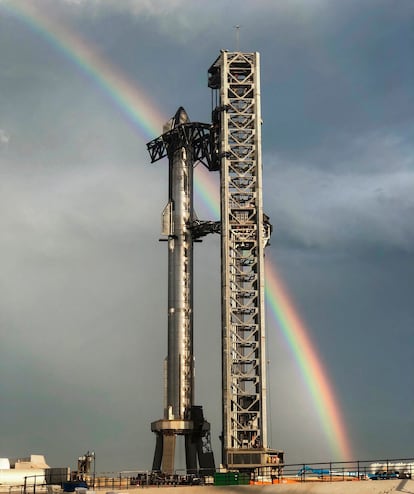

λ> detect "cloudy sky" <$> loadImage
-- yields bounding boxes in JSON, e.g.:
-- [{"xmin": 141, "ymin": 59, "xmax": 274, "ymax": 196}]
[{"xmin": 0, "ymin": 0, "xmax": 413, "ymax": 473}]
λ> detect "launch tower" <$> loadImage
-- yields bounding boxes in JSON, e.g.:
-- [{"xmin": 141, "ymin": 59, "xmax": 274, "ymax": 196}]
[{"xmin": 208, "ymin": 51, "xmax": 282, "ymax": 470}]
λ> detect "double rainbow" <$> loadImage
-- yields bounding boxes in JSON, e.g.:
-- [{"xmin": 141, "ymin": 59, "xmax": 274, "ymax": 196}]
[{"xmin": 1, "ymin": 0, "xmax": 352, "ymax": 461}]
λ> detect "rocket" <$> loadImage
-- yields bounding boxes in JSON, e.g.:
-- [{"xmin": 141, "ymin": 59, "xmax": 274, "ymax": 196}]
[
  {"xmin": 162, "ymin": 107, "xmax": 194, "ymax": 420},
  {"xmin": 147, "ymin": 108, "xmax": 215, "ymax": 475}
]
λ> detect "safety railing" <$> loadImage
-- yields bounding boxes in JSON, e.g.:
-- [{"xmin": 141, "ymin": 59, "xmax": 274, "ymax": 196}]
[
  {"xmin": 7, "ymin": 457, "xmax": 412, "ymax": 492},
  {"xmin": 252, "ymin": 457, "xmax": 414, "ymax": 485}
]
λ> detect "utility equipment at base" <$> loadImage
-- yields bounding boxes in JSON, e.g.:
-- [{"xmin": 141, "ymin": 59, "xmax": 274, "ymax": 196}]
[{"xmin": 208, "ymin": 51, "xmax": 283, "ymax": 470}]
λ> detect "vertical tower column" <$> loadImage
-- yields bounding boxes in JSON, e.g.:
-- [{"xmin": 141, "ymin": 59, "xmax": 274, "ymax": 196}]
[{"xmin": 209, "ymin": 51, "xmax": 282, "ymax": 470}]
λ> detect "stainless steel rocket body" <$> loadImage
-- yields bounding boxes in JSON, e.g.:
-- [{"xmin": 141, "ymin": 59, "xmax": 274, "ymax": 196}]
[
  {"xmin": 148, "ymin": 108, "xmax": 216, "ymax": 474},
  {"xmin": 166, "ymin": 144, "xmax": 194, "ymax": 420}
]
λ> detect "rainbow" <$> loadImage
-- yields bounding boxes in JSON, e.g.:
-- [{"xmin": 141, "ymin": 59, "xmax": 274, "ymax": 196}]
[
  {"xmin": 1, "ymin": 0, "xmax": 163, "ymax": 141},
  {"xmin": 2, "ymin": 0, "xmax": 352, "ymax": 460},
  {"xmin": 194, "ymin": 165, "xmax": 220, "ymax": 219},
  {"xmin": 265, "ymin": 262, "xmax": 353, "ymax": 460},
  {"xmin": 194, "ymin": 168, "xmax": 353, "ymax": 461}
]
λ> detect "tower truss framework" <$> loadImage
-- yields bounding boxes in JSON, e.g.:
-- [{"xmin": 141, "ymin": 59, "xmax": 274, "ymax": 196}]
[{"xmin": 209, "ymin": 51, "xmax": 280, "ymax": 469}]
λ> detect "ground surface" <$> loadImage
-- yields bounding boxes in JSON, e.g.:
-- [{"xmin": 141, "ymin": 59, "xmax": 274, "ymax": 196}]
[
  {"xmin": 2, "ymin": 480, "xmax": 414, "ymax": 494},
  {"xmin": 110, "ymin": 479, "xmax": 414, "ymax": 493}
]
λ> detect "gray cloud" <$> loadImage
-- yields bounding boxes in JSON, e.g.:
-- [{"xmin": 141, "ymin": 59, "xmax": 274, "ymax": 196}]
[
  {"xmin": 0, "ymin": 0, "xmax": 413, "ymax": 472},
  {"xmin": 0, "ymin": 129, "xmax": 10, "ymax": 144},
  {"xmin": 61, "ymin": 0, "xmax": 186, "ymax": 14},
  {"xmin": 265, "ymin": 130, "xmax": 414, "ymax": 252}
]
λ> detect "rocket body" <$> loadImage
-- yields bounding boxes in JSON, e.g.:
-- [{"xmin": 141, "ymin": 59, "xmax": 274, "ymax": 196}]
[
  {"xmin": 165, "ymin": 114, "xmax": 194, "ymax": 420},
  {"xmin": 148, "ymin": 107, "xmax": 215, "ymax": 475}
]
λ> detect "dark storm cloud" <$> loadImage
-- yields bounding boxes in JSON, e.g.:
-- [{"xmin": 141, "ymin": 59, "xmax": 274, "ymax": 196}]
[
  {"xmin": 264, "ymin": 130, "xmax": 414, "ymax": 253},
  {"xmin": 268, "ymin": 246, "xmax": 414, "ymax": 461},
  {"xmin": 258, "ymin": 0, "xmax": 414, "ymax": 156}
]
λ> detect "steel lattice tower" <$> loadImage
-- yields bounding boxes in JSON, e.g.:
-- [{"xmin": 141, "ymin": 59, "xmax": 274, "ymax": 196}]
[{"xmin": 209, "ymin": 51, "xmax": 282, "ymax": 470}]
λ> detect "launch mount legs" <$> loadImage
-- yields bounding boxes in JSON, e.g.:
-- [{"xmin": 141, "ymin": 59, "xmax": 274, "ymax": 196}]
[{"xmin": 151, "ymin": 407, "xmax": 215, "ymax": 475}]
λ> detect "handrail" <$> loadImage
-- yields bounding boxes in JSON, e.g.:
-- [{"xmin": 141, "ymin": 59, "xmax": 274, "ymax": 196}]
[{"xmin": 2, "ymin": 456, "xmax": 411, "ymax": 491}]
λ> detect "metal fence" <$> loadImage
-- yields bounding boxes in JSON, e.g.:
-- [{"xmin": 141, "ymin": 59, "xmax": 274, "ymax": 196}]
[
  {"xmin": 253, "ymin": 458, "xmax": 414, "ymax": 485},
  {"xmin": 11, "ymin": 457, "xmax": 414, "ymax": 492}
]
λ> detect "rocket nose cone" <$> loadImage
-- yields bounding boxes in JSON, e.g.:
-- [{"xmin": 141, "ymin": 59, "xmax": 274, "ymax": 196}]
[
  {"xmin": 162, "ymin": 107, "xmax": 190, "ymax": 133},
  {"xmin": 174, "ymin": 107, "xmax": 189, "ymax": 126}
]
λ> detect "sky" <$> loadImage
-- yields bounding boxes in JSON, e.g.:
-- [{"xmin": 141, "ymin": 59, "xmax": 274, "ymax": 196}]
[{"xmin": 0, "ymin": 0, "xmax": 413, "ymax": 474}]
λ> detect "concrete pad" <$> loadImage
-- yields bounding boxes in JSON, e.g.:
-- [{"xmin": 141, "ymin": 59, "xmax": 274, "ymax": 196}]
[{"xmin": 109, "ymin": 479, "xmax": 414, "ymax": 494}]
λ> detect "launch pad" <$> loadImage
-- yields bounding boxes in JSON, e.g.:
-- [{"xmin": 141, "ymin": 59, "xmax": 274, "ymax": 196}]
[{"xmin": 146, "ymin": 51, "xmax": 283, "ymax": 476}]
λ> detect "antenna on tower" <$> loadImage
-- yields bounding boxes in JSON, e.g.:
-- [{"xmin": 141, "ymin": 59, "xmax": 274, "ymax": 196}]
[{"xmin": 234, "ymin": 25, "xmax": 240, "ymax": 51}]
